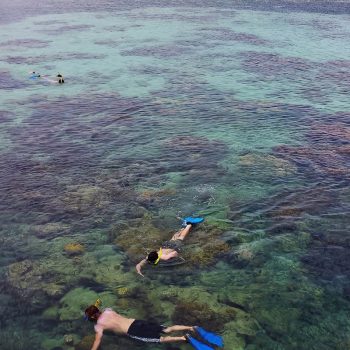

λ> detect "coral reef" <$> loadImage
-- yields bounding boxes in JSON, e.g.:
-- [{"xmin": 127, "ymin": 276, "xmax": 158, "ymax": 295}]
[
  {"xmin": 172, "ymin": 299, "xmax": 236, "ymax": 331},
  {"xmin": 31, "ymin": 222, "xmax": 71, "ymax": 239},
  {"xmin": 5, "ymin": 259, "xmax": 66, "ymax": 309},
  {"xmin": 185, "ymin": 240, "xmax": 230, "ymax": 266},
  {"xmin": 202, "ymin": 28, "xmax": 269, "ymax": 45},
  {"xmin": 62, "ymin": 185, "xmax": 110, "ymax": 213},
  {"xmin": 75, "ymin": 335, "xmax": 95, "ymax": 350},
  {"xmin": 273, "ymin": 120, "xmax": 350, "ymax": 179},
  {"xmin": 64, "ymin": 242, "xmax": 85, "ymax": 256},
  {"xmin": 113, "ymin": 218, "xmax": 165, "ymax": 259},
  {"xmin": 58, "ymin": 288, "xmax": 116, "ymax": 321},
  {"xmin": 238, "ymin": 153, "xmax": 297, "ymax": 176}
]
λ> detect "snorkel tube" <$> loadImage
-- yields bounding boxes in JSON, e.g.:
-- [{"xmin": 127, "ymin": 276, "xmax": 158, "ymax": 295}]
[{"xmin": 153, "ymin": 248, "xmax": 162, "ymax": 265}]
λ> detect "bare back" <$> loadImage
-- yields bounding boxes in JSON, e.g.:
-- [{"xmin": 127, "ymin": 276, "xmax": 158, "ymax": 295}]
[{"xmin": 94, "ymin": 309, "xmax": 134, "ymax": 335}]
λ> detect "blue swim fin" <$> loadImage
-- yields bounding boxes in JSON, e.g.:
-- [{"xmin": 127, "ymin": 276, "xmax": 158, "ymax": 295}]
[
  {"xmin": 183, "ymin": 216, "xmax": 204, "ymax": 226},
  {"xmin": 187, "ymin": 335, "xmax": 214, "ymax": 350},
  {"xmin": 196, "ymin": 327, "xmax": 224, "ymax": 347}
]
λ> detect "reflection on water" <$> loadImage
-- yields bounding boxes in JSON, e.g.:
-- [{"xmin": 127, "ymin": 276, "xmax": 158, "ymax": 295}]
[{"xmin": 0, "ymin": 1, "xmax": 350, "ymax": 349}]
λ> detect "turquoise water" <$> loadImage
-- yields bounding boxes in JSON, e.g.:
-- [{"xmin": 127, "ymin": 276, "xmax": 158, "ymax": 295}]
[{"xmin": 1, "ymin": 1, "xmax": 350, "ymax": 349}]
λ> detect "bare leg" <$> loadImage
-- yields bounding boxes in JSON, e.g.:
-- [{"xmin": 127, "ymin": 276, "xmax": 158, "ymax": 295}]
[
  {"xmin": 163, "ymin": 325, "xmax": 194, "ymax": 333},
  {"xmin": 160, "ymin": 335, "xmax": 186, "ymax": 343},
  {"xmin": 171, "ymin": 224, "xmax": 192, "ymax": 241}
]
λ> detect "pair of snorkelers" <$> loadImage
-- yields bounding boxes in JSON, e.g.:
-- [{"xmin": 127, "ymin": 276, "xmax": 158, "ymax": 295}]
[
  {"xmin": 85, "ymin": 216, "xmax": 224, "ymax": 349},
  {"xmin": 29, "ymin": 71, "xmax": 64, "ymax": 83}
]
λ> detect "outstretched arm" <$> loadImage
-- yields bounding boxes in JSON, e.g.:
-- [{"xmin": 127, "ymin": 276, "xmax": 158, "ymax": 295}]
[
  {"xmin": 136, "ymin": 258, "xmax": 147, "ymax": 277},
  {"xmin": 91, "ymin": 332, "xmax": 103, "ymax": 350}
]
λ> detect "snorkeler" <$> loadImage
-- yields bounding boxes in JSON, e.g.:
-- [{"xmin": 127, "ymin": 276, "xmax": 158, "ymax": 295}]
[
  {"xmin": 29, "ymin": 71, "xmax": 41, "ymax": 79},
  {"xmin": 84, "ymin": 303, "xmax": 223, "ymax": 350},
  {"xmin": 135, "ymin": 216, "xmax": 204, "ymax": 277},
  {"xmin": 57, "ymin": 73, "xmax": 64, "ymax": 83}
]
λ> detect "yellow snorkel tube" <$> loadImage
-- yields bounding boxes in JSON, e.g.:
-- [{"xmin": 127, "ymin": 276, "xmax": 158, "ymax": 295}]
[
  {"xmin": 94, "ymin": 298, "xmax": 102, "ymax": 308},
  {"xmin": 154, "ymin": 248, "xmax": 162, "ymax": 265}
]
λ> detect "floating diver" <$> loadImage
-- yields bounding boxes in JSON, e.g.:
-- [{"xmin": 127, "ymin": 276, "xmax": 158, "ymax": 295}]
[
  {"xmin": 57, "ymin": 72, "xmax": 64, "ymax": 83},
  {"xmin": 135, "ymin": 216, "xmax": 204, "ymax": 277},
  {"xmin": 84, "ymin": 302, "xmax": 223, "ymax": 350},
  {"xmin": 29, "ymin": 71, "xmax": 41, "ymax": 79}
]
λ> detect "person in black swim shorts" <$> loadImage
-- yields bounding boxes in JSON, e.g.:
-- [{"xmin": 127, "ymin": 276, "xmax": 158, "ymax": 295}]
[
  {"xmin": 135, "ymin": 222, "xmax": 192, "ymax": 277},
  {"xmin": 84, "ymin": 305, "xmax": 194, "ymax": 350}
]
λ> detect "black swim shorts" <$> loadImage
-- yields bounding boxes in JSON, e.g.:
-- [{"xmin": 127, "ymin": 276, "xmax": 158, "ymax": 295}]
[
  {"xmin": 127, "ymin": 320, "xmax": 165, "ymax": 343},
  {"xmin": 161, "ymin": 239, "xmax": 183, "ymax": 252}
]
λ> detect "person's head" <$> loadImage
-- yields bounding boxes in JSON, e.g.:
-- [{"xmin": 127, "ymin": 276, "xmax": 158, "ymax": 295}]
[
  {"xmin": 84, "ymin": 305, "xmax": 101, "ymax": 322},
  {"xmin": 147, "ymin": 251, "xmax": 159, "ymax": 264}
]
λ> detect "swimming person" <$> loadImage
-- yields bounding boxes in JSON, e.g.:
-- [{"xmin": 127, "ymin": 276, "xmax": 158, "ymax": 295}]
[
  {"xmin": 57, "ymin": 73, "xmax": 64, "ymax": 83},
  {"xmin": 85, "ymin": 305, "xmax": 191, "ymax": 349},
  {"xmin": 29, "ymin": 71, "xmax": 41, "ymax": 79},
  {"xmin": 135, "ymin": 216, "xmax": 204, "ymax": 277},
  {"xmin": 84, "ymin": 304, "xmax": 223, "ymax": 350}
]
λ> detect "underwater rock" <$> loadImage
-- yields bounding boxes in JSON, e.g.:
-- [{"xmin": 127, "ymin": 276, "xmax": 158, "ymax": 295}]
[
  {"xmin": 0, "ymin": 38, "xmax": 51, "ymax": 48},
  {"xmin": 185, "ymin": 240, "xmax": 230, "ymax": 267},
  {"xmin": 59, "ymin": 288, "xmax": 99, "ymax": 321},
  {"xmin": 178, "ymin": 224, "xmax": 230, "ymax": 267},
  {"xmin": 31, "ymin": 222, "xmax": 70, "ymax": 239},
  {"xmin": 63, "ymin": 184, "xmax": 110, "ymax": 213},
  {"xmin": 172, "ymin": 299, "xmax": 236, "ymax": 331},
  {"xmin": 161, "ymin": 135, "xmax": 228, "ymax": 171},
  {"xmin": 238, "ymin": 153, "xmax": 297, "ymax": 176},
  {"xmin": 42, "ymin": 305, "xmax": 59, "ymax": 320},
  {"xmin": 251, "ymin": 186, "xmax": 338, "ymax": 226},
  {"xmin": 0, "ymin": 110, "xmax": 14, "ymax": 122},
  {"xmin": 273, "ymin": 144, "xmax": 349, "ymax": 177},
  {"xmin": 64, "ymin": 242, "xmax": 85, "ymax": 256},
  {"xmin": 240, "ymin": 51, "xmax": 313, "ymax": 78},
  {"xmin": 123, "ymin": 205, "xmax": 148, "ymax": 219},
  {"xmin": 121, "ymin": 44, "xmax": 193, "ymax": 58},
  {"xmin": 301, "ymin": 243, "xmax": 350, "ymax": 282},
  {"xmin": 41, "ymin": 337, "xmax": 65, "ymax": 350},
  {"xmin": 202, "ymin": 27, "xmax": 269, "ymax": 46},
  {"xmin": 268, "ymin": 206, "xmax": 303, "ymax": 218},
  {"xmin": 116, "ymin": 287, "xmax": 129, "ymax": 296},
  {"xmin": 5, "ymin": 259, "xmax": 66, "ymax": 309},
  {"xmin": 221, "ymin": 331, "xmax": 245, "ymax": 350},
  {"xmin": 138, "ymin": 187, "xmax": 176, "ymax": 201},
  {"xmin": 75, "ymin": 335, "xmax": 95, "ymax": 350},
  {"xmin": 307, "ymin": 122, "xmax": 350, "ymax": 145},
  {"xmin": 114, "ymin": 217, "xmax": 165, "ymax": 259},
  {"xmin": 58, "ymin": 288, "xmax": 118, "ymax": 321},
  {"xmin": 64, "ymin": 334, "xmax": 75, "ymax": 346}
]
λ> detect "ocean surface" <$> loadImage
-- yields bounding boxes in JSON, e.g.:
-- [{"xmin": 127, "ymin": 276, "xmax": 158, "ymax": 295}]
[{"xmin": 0, "ymin": 1, "xmax": 350, "ymax": 349}]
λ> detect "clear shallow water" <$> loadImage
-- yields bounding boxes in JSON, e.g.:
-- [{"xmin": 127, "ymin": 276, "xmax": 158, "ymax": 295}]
[{"xmin": 0, "ymin": 1, "xmax": 350, "ymax": 350}]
